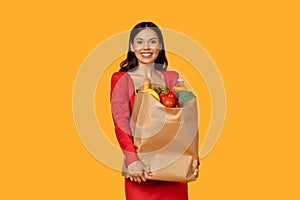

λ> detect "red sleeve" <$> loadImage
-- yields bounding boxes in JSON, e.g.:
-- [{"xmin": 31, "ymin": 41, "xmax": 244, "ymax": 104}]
[{"xmin": 110, "ymin": 72, "xmax": 139, "ymax": 167}]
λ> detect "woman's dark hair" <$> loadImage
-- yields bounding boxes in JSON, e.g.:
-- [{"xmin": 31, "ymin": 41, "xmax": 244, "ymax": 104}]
[{"xmin": 119, "ymin": 22, "xmax": 168, "ymax": 72}]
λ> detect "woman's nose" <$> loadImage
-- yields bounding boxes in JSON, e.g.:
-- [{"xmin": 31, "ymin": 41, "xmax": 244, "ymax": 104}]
[{"xmin": 143, "ymin": 42, "xmax": 150, "ymax": 49}]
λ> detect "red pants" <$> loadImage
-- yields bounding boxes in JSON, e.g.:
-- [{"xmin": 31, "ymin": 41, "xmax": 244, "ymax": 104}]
[{"xmin": 125, "ymin": 178, "xmax": 188, "ymax": 200}]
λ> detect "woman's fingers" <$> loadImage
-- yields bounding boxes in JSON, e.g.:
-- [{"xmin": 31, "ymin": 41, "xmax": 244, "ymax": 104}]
[
  {"xmin": 135, "ymin": 173, "xmax": 145, "ymax": 183},
  {"xmin": 140, "ymin": 175, "xmax": 147, "ymax": 182},
  {"xmin": 133, "ymin": 177, "xmax": 139, "ymax": 183},
  {"xmin": 143, "ymin": 166, "xmax": 152, "ymax": 177},
  {"xmin": 129, "ymin": 176, "xmax": 143, "ymax": 183},
  {"xmin": 128, "ymin": 172, "xmax": 147, "ymax": 183}
]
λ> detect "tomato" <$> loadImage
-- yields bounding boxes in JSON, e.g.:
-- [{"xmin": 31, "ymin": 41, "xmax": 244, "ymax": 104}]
[
  {"xmin": 157, "ymin": 87, "xmax": 178, "ymax": 107},
  {"xmin": 167, "ymin": 90, "xmax": 177, "ymax": 101},
  {"xmin": 162, "ymin": 96, "xmax": 175, "ymax": 108},
  {"xmin": 175, "ymin": 101, "xmax": 181, "ymax": 108},
  {"xmin": 158, "ymin": 87, "xmax": 177, "ymax": 100},
  {"xmin": 159, "ymin": 92, "xmax": 168, "ymax": 102}
]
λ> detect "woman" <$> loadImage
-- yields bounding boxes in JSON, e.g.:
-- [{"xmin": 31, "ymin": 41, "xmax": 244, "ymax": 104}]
[{"xmin": 110, "ymin": 22, "xmax": 189, "ymax": 200}]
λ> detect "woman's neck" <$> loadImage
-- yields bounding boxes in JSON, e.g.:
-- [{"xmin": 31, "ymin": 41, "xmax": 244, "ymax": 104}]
[{"xmin": 135, "ymin": 63, "xmax": 156, "ymax": 78}]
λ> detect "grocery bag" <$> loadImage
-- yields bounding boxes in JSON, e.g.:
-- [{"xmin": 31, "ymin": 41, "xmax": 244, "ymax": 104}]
[{"xmin": 128, "ymin": 91, "xmax": 199, "ymax": 182}]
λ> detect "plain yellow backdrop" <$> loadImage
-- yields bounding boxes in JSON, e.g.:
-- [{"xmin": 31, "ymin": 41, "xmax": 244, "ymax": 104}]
[{"xmin": 1, "ymin": 0, "xmax": 299, "ymax": 199}]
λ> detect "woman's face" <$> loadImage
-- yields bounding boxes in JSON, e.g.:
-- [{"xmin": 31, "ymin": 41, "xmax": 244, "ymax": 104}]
[{"xmin": 131, "ymin": 28, "xmax": 162, "ymax": 66}]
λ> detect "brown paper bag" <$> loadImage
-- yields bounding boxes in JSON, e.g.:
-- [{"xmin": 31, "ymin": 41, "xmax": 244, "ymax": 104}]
[{"xmin": 128, "ymin": 92, "xmax": 199, "ymax": 182}]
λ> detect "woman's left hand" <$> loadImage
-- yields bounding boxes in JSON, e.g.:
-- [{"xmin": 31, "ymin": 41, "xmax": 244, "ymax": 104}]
[{"xmin": 127, "ymin": 160, "xmax": 152, "ymax": 183}]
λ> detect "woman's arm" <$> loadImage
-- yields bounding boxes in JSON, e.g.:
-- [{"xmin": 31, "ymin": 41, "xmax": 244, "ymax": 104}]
[{"xmin": 110, "ymin": 72, "xmax": 139, "ymax": 167}]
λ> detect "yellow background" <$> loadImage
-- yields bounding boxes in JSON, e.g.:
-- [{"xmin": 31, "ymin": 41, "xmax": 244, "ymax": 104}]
[{"xmin": 1, "ymin": 0, "xmax": 299, "ymax": 199}]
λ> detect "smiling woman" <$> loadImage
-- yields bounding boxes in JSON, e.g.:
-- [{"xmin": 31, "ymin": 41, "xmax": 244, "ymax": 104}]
[{"xmin": 110, "ymin": 22, "xmax": 194, "ymax": 200}]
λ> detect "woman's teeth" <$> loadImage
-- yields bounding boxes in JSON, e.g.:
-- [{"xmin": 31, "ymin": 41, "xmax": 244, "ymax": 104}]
[{"xmin": 141, "ymin": 53, "xmax": 152, "ymax": 57}]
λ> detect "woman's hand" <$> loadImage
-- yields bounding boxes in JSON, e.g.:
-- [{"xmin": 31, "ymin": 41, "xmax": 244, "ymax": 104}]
[{"xmin": 127, "ymin": 160, "xmax": 152, "ymax": 183}]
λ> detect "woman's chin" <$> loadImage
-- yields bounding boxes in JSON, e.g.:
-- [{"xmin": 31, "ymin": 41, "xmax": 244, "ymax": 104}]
[
  {"xmin": 138, "ymin": 59, "xmax": 156, "ymax": 65},
  {"xmin": 139, "ymin": 61, "xmax": 154, "ymax": 65}
]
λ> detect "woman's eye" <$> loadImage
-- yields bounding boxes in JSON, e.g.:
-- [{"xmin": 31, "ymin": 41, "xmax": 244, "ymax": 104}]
[
  {"xmin": 150, "ymin": 40, "xmax": 157, "ymax": 44},
  {"xmin": 136, "ymin": 40, "xmax": 143, "ymax": 44}
]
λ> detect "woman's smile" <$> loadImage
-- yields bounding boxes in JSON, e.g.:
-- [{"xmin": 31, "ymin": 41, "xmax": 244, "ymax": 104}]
[{"xmin": 140, "ymin": 52, "xmax": 153, "ymax": 58}]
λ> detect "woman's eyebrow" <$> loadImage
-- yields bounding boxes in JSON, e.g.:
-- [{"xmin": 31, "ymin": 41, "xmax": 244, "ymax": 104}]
[{"xmin": 135, "ymin": 37, "xmax": 158, "ymax": 41}]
